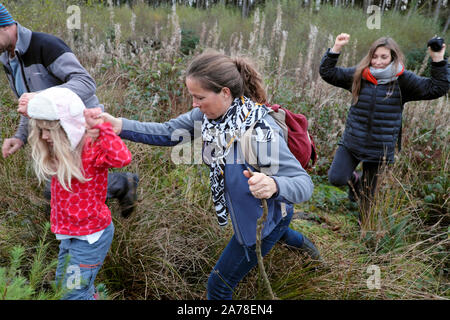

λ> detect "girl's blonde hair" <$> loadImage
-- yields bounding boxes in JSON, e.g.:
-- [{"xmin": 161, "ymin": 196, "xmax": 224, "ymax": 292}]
[
  {"xmin": 28, "ymin": 119, "xmax": 88, "ymax": 192},
  {"xmin": 186, "ymin": 49, "xmax": 267, "ymax": 104},
  {"xmin": 352, "ymin": 37, "xmax": 405, "ymax": 103}
]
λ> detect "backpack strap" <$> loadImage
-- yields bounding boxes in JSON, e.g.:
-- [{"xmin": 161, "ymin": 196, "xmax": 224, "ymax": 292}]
[
  {"xmin": 240, "ymin": 110, "xmax": 286, "ymax": 176},
  {"xmin": 267, "ymin": 108, "xmax": 289, "ymax": 144},
  {"xmin": 240, "ymin": 120, "xmax": 288, "ymax": 218},
  {"xmin": 240, "ymin": 121, "xmax": 261, "ymax": 172}
]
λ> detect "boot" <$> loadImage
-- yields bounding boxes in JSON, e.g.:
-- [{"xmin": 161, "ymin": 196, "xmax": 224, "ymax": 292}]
[
  {"xmin": 107, "ymin": 172, "xmax": 139, "ymax": 218},
  {"xmin": 348, "ymin": 171, "xmax": 361, "ymax": 202},
  {"xmin": 300, "ymin": 236, "xmax": 322, "ymax": 261}
]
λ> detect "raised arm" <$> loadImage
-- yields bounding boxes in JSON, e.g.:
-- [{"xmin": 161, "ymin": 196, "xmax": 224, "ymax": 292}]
[
  {"xmin": 319, "ymin": 33, "xmax": 356, "ymax": 91},
  {"xmin": 400, "ymin": 45, "xmax": 449, "ymax": 103}
]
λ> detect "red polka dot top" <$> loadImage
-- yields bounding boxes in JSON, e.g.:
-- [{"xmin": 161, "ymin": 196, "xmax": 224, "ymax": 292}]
[{"xmin": 50, "ymin": 122, "xmax": 132, "ymax": 236}]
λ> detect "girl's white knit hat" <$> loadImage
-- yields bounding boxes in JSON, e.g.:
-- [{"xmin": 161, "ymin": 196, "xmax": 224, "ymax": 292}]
[{"xmin": 28, "ymin": 87, "xmax": 86, "ymax": 149}]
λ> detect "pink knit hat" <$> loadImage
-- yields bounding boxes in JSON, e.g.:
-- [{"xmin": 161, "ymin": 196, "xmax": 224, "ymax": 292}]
[{"xmin": 28, "ymin": 87, "xmax": 86, "ymax": 149}]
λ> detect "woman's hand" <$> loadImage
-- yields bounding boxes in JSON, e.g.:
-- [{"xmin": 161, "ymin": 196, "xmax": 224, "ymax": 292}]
[
  {"xmin": 332, "ymin": 33, "xmax": 350, "ymax": 53},
  {"xmin": 429, "ymin": 43, "xmax": 446, "ymax": 62},
  {"xmin": 98, "ymin": 112, "xmax": 123, "ymax": 135},
  {"xmin": 243, "ymin": 170, "xmax": 278, "ymax": 199},
  {"xmin": 17, "ymin": 92, "xmax": 37, "ymax": 117}
]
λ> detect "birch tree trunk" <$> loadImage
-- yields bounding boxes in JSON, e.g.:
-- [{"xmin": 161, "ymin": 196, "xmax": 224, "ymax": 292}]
[
  {"xmin": 443, "ymin": 15, "xmax": 450, "ymax": 34},
  {"xmin": 406, "ymin": 0, "xmax": 420, "ymax": 21},
  {"xmin": 242, "ymin": 0, "xmax": 249, "ymax": 18},
  {"xmin": 433, "ymin": 0, "xmax": 443, "ymax": 24}
]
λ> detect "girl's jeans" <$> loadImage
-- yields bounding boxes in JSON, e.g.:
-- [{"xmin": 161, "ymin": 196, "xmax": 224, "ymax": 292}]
[
  {"xmin": 55, "ymin": 222, "xmax": 114, "ymax": 300},
  {"xmin": 207, "ymin": 210, "xmax": 304, "ymax": 300}
]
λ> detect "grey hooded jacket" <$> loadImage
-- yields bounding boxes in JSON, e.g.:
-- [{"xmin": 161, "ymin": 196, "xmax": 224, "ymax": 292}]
[
  {"xmin": 118, "ymin": 107, "xmax": 314, "ymax": 248},
  {"xmin": 0, "ymin": 23, "xmax": 103, "ymax": 144}
]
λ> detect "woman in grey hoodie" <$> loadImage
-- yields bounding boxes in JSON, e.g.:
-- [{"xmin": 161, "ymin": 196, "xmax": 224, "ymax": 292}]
[{"xmin": 99, "ymin": 50, "xmax": 320, "ymax": 300}]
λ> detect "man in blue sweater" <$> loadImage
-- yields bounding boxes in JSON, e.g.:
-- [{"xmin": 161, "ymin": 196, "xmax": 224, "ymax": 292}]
[{"xmin": 0, "ymin": 4, "xmax": 138, "ymax": 218}]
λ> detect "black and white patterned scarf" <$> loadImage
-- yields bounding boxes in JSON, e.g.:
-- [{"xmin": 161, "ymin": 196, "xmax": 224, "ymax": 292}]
[{"xmin": 201, "ymin": 96, "xmax": 273, "ymax": 226}]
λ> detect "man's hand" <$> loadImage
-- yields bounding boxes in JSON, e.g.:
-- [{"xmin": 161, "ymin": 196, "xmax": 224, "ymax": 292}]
[
  {"xmin": 2, "ymin": 137, "xmax": 24, "ymax": 158},
  {"xmin": 243, "ymin": 170, "xmax": 278, "ymax": 199}
]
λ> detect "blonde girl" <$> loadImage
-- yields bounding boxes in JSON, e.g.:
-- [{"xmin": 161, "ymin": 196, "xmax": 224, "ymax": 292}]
[{"xmin": 24, "ymin": 87, "xmax": 132, "ymax": 300}]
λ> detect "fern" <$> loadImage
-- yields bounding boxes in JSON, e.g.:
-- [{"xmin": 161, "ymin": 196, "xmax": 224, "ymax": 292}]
[{"xmin": 0, "ymin": 223, "xmax": 64, "ymax": 300}]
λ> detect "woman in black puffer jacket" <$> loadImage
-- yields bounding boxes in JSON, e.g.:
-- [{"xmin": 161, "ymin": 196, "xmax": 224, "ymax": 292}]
[{"xmin": 319, "ymin": 33, "xmax": 449, "ymax": 217}]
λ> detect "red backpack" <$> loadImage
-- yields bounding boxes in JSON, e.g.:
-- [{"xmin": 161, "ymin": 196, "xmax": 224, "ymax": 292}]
[{"xmin": 241, "ymin": 104, "xmax": 318, "ymax": 172}]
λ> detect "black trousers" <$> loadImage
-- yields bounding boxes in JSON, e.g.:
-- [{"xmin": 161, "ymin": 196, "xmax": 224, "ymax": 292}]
[
  {"xmin": 43, "ymin": 172, "xmax": 131, "ymax": 201},
  {"xmin": 328, "ymin": 145, "xmax": 382, "ymax": 210}
]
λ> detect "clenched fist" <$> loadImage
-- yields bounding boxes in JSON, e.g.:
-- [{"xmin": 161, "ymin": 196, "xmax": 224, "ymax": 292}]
[
  {"xmin": 243, "ymin": 170, "xmax": 278, "ymax": 199},
  {"xmin": 332, "ymin": 33, "xmax": 350, "ymax": 53}
]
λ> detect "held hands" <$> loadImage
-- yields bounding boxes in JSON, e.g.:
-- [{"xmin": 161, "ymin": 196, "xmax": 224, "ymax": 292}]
[
  {"xmin": 243, "ymin": 170, "xmax": 278, "ymax": 199},
  {"xmin": 84, "ymin": 108, "xmax": 104, "ymax": 140},
  {"xmin": 17, "ymin": 92, "xmax": 37, "ymax": 117},
  {"xmin": 98, "ymin": 112, "xmax": 123, "ymax": 135},
  {"xmin": 332, "ymin": 33, "xmax": 350, "ymax": 53},
  {"xmin": 84, "ymin": 107, "xmax": 104, "ymax": 128},
  {"xmin": 83, "ymin": 109, "xmax": 123, "ymax": 140}
]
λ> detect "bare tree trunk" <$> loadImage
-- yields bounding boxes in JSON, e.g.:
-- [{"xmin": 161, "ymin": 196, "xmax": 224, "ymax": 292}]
[
  {"xmin": 380, "ymin": 0, "xmax": 386, "ymax": 15},
  {"xmin": 363, "ymin": 0, "xmax": 374, "ymax": 12},
  {"xmin": 242, "ymin": 0, "xmax": 249, "ymax": 18},
  {"xmin": 394, "ymin": 0, "xmax": 400, "ymax": 12},
  {"xmin": 363, "ymin": 0, "xmax": 369, "ymax": 12},
  {"xmin": 433, "ymin": 0, "xmax": 443, "ymax": 24},
  {"xmin": 406, "ymin": 0, "xmax": 420, "ymax": 21},
  {"xmin": 443, "ymin": 15, "xmax": 450, "ymax": 34}
]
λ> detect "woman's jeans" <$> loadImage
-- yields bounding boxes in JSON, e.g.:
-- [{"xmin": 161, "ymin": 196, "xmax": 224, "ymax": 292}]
[
  {"xmin": 55, "ymin": 222, "xmax": 114, "ymax": 300},
  {"xmin": 207, "ymin": 210, "xmax": 304, "ymax": 300},
  {"xmin": 328, "ymin": 145, "xmax": 381, "ymax": 211}
]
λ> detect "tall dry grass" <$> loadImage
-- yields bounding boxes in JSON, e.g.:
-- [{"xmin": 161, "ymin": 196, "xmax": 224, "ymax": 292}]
[{"xmin": 0, "ymin": 1, "xmax": 448, "ymax": 299}]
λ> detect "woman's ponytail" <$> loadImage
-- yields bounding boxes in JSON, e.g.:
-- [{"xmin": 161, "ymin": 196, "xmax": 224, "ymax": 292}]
[
  {"xmin": 186, "ymin": 50, "xmax": 267, "ymax": 104},
  {"xmin": 233, "ymin": 57, "xmax": 267, "ymax": 104}
]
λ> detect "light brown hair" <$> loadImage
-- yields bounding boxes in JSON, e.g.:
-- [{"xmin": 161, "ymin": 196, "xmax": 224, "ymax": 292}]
[
  {"xmin": 352, "ymin": 37, "xmax": 405, "ymax": 103},
  {"xmin": 186, "ymin": 49, "xmax": 267, "ymax": 104}
]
